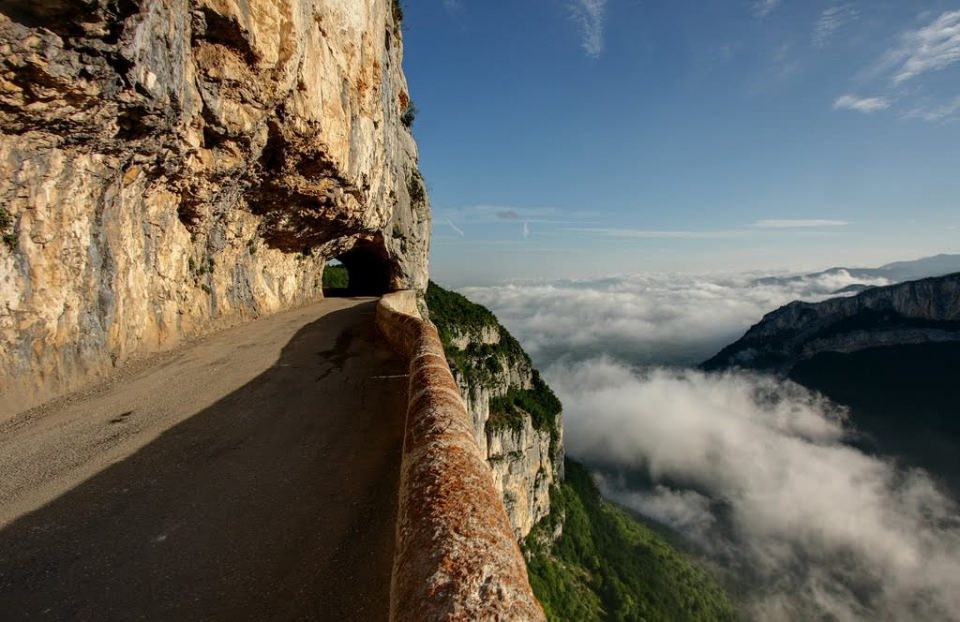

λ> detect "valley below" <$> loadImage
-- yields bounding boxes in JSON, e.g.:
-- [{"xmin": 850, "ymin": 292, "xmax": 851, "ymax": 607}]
[{"xmin": 465, "ymin": 260, "xmax": 960, "ymax": 621}]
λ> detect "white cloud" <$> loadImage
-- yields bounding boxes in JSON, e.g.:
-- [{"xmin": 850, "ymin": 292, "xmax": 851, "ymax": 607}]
[
  {"xmin": 890, "ymin": 10, "xmax": 960, "ymax": 84},
  {"xmin": 753, "ymin": 219, "xmax": 851, "ymax": 228},
  {"xmin": 569, "ymin": 0, "xmax": 607, "ymax": 59},
  {"xmin": 904, "ymin": 96, "xmax": 960, "ymax": 123},
  {"xmin": 754, "ymin": 0, "xmax": 781, "ymax": 18},
  {"xmin": 813, "ymin": 5, "xmax": 859, "ymax": 47},
  {"xmin": 550, "ymin": 359, "xmax": 960, "ymax": 621},
  {"xmin": 571, "ymin": 228, "xmax": 745, "ymax": 239},
  {"xmin": 442, "ymin": 0, "xmax": 462, "ymax": 11},
  {"xmin": 438, "ymin": 204, "xmax": 595, "ymax": 225},
  {"xmin": 461, "ymin": 269, "xmax": 887, "ymax": 367},
  {"xmin": 834, "ymin": 94, "xmax": 891, "ymax": 113}
]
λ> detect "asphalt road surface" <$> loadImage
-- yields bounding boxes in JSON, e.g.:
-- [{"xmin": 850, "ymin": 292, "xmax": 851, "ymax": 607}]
[{"xmin": 0, "ymin": 298, "xmax": 407, "ymax": 621}]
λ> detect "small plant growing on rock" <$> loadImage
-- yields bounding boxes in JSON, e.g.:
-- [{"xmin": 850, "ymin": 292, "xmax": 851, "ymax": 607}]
[
  {"xmin": 392, "ymin": 0, "xmax": 404, "ymax": 28},
  {"xmin": 1, "ymin": 207, "xmax": 17, "ymax": 251},
  {"xmin": 407, "ymin": 170, "xmax": 426, "ymax": 204},
  {"xmin": 401, "ymin": 102, "xmax": 418, "ymax": 128}
]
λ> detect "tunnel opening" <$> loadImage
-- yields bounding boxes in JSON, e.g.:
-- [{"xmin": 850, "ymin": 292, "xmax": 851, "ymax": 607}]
[{"xmin": 323, "ymin": 239, "xmax": 394, "ymax": 297}]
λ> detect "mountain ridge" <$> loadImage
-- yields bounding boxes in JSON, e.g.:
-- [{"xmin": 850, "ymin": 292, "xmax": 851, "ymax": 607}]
[
  {"xmin": 703, "ymin": 272, "xmax": 960, "ymax": 373},
  {"xmin": 753, "ymin": 254, "xmax": 960, "ymax": 289}
]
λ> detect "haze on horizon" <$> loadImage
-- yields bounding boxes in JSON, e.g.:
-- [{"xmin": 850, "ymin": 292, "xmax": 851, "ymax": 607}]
[{"xmin": 404, "ymin": 1, "xmax": 960, "ymax": 286}]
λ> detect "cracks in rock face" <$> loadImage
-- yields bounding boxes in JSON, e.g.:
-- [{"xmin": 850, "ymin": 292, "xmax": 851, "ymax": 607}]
[{"xmin": 195, "ymin": 7, "xmax": 258, "ymax": 66}]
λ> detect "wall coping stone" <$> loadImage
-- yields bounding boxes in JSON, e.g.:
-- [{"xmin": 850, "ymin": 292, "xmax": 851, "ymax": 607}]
[{"xmin": 376, "ymin": 291, "xmax": 546, "ymax": 622}]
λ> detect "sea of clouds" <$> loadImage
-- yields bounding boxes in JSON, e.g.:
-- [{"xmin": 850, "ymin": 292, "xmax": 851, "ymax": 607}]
[
  {"xmin": 460, "ymin": 270, "xmax": 960, "ymax": 621},
  {"xmin": 461, "ymin": 269, "xmax": 890, "ymax": 367}
]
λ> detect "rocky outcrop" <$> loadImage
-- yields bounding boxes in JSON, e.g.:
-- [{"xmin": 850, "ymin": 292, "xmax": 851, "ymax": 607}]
[
  {"xmin": 703, "ymin": 273, "xmax": 960, "ymax": 373},
  {"xmin": 425, "ymin": 282, "xmax": 563, "ymax": 540},
  {"xmin": 0, "ymin": 0, "xmax": 430, "ymax": 416},
  {"xmin": 457, "ymin": 352, "xmax": 562, "ymax": 540}
]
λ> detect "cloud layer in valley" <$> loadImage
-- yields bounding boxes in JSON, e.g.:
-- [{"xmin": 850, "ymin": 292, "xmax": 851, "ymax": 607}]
[
  {"xmin": 461, "ymin": 269, "xmax": 960, "ymax": 619},
  {"xmin": 550, "ymin": 360, "xmax": 960, "ymax": 621},
  {"xmin": 461, "ymin": 269, "xmax": 888, "ymax": 368}
]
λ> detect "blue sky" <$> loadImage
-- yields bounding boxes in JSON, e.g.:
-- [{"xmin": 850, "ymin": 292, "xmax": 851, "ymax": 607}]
[{"xmin": 402, "ymin": 1, "xmax": 960, "ymax": 286}]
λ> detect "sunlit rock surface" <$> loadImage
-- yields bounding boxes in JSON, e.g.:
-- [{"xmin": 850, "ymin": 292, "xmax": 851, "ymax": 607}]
[
  {"xmin": 450, "ymin": 324, "xmax": 563, "ymax": 540},
  {"xmin": 0, "ymin": 0, "xmax": 430, "ymax": 415}
]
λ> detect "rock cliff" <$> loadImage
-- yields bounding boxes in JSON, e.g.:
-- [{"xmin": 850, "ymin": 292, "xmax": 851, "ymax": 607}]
[
  {"xmin": 703, "ymin": 273, "xmax": 960, "ymax": 373},
  {"xmin": 0, "ymin": 0, "xmax": 430, "ymax": 416},
  {"xmin": 425, "ymin": 282, "xmax": 563, "ymax": 539}
]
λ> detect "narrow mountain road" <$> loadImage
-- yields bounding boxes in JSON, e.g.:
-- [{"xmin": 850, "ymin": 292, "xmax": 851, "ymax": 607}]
[{"xmin": 0, "ymin": 298, "xmax": 407, "ymax": 621}]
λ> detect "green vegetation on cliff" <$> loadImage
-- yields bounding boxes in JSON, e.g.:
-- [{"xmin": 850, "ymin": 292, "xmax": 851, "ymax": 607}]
[
  {"xmin": 427, "ymin": 281, "xmax": 735, "ymax": 621},
  {"xmin": 426, "ymin": 281, "xmax": 561, "ymax": 452},
  {"xmin": 525, "ymin": 461, "xmax": 737, "ymax": 622},
  {"xmin": 488, "ymin": 372, "xmax": 562, "ymax": 459},
  {"xmin": 426, "ymin": 280, "xmax": 510, "ymax": 348},
  {"xmin": 426, "ymin": 280, "xmax": 529, "ymax": 382}
]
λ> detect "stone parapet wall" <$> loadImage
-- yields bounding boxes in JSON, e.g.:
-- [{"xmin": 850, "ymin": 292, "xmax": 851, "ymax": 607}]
[{"xmin": 376, "ymin": 291, "xmax": 545, "ymax": 622}]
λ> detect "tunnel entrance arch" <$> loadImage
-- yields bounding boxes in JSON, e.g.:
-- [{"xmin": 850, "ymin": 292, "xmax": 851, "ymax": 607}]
[{"xmin": 323, "ymin": 238, "xmax": 395, "ymax": 297}]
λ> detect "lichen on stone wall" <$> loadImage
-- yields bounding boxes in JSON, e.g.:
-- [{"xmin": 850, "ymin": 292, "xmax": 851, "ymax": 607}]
[{"xmin": 0, "ymin": 0, "xmax": 431, "ymax": 416}]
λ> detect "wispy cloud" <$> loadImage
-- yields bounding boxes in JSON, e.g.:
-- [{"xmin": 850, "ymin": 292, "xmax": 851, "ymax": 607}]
[
  {"xmin": 833, "ymin": 94, "xmax": 891, "ymax": 113},
  {"xmin": 753, "ymin": 219, "xmax": 851, "ymax": 228},
  {"xmin": 442, "ymin": 0, "xmax": 462, "ymax": 11},
  {"xmin": 440, "ymin": 204, "xmax": 598, "ymax": 225},
  {"xmin": 569, "ymin": 0, "xmax": 607, "ymax": 59},
  {"xmin": 446, "ymin": 218, "xmax": 465, "ymax": 237},
  {"xmin": 813, "ymin": 5, "xmax": 859, "ymax": 47},
  {"xmin": 754, "ymin": 0, "xmax": 780, "ymax": 19},
  {"xmin": 904, "ymin": 96, "xmax": 960, "ymax": 122},
  {"xmin": 889, "ymin": 10, "xmax": 960, "ymax": 84},
  {"xmin": 572, "ymin": 228, "xmax": 745, "ymax": 239}
]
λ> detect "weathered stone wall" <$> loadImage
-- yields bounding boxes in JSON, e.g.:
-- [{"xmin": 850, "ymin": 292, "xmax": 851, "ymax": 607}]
[
  {"xmin": 376, "ymin": 291, "xmax": 546, "ymax": 622},
  {"xmin": 0, "ymin": 0, "xmax": 430, "ymax": 417}
]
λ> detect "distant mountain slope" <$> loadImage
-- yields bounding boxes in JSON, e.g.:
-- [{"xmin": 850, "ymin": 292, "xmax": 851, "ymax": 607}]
[
  {"xmin": 790, "ymin": 343, "xmax": 960, "ymax": 494},
  {"xmin": 703, "ymin": 273, "xmax": 960, "ymax": 495},
  {"xmin": 524, "ymin": 461, "xmax": 736, "ymax": 622},
  {"xmin": 753, "ymin": 253, "xmax": 960, "ymax": 289},
  {"xmin": 703, "ymin": 272, "xmax": 960, "ymax": 373}
]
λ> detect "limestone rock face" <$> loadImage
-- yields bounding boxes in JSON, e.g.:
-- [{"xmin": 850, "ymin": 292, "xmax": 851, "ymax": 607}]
[
  {"xmin": 0, "ymin": 0, "xmax": 430, "ymax": 415},
  {"xmin": 451, "ymin": 326, "xmax": 563, "ymax": 540},
  {"xmin": 703, "ymin": 273, "xmax": 960, "ymax": 373}
]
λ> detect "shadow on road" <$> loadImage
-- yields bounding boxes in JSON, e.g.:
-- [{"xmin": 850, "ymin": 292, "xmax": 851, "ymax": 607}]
[{"xmin": 0, "ymin": 302, "xmax": 407, "ymax": 622}]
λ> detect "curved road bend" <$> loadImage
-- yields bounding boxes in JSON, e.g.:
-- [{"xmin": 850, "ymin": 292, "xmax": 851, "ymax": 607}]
[{"xmin": 0, "ymin": 298, "xmax": 407, "ymax": 621}]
